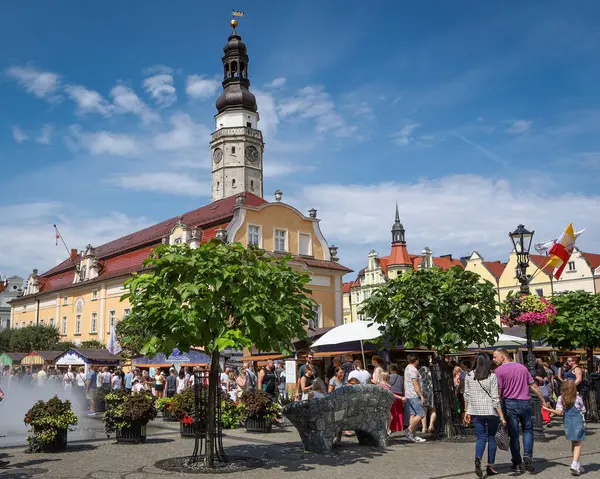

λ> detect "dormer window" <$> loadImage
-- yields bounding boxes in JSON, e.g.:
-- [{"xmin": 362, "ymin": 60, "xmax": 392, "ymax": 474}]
[
  {"xmin": 80, "ymin": 266, "xmax": 87, "ymax": 281},
  {"xmin": 91, "ymin": 290, "xmax": 98, "ymax": 301},
  {"xmin": 174, "ymin": 238, "xmax": 182, "ymax": 244}
]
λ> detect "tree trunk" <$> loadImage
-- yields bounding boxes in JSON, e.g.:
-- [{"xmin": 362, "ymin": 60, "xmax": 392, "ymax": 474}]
[
  {"xmin": 204, "ymin": 351, "xmax": 221, "ymax": 468},
  {"xmin": 585, "ymin": 347, "xmax": 599, "ymax": 422}
]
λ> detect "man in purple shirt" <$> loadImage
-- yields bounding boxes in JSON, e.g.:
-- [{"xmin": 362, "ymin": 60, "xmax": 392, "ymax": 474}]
[{"xmin": 493, "ymin": 349, "xmax": 548, "ymax": 474}]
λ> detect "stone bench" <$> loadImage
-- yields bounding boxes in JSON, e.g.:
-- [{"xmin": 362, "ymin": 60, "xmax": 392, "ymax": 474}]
[{"xmin": 283, "ymin": 384, "xmax": 394, "ymax": 453}]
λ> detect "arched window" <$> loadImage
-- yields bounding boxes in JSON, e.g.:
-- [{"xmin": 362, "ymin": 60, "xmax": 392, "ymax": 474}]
[
  {"xmin": 216, "ymin": 181, "xmax": 220, "ymax": 190},
  {"xmin": 250, "ymin": 180, "xmax": 254, "ymax": 189},
  {"xmin": 232, "ymin": 178, "xmax": 236, "ymax": 187}
]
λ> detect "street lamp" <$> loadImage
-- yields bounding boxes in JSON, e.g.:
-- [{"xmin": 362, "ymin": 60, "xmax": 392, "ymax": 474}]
[{"xmin": 508, "ymin": 224, "xmax": 545, "ymax": 438}]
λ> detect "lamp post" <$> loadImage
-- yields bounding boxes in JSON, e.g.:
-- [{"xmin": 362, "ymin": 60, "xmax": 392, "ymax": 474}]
[{"xmin": 509, "ymin": 224, "xmax": 545, "ymax": 439}]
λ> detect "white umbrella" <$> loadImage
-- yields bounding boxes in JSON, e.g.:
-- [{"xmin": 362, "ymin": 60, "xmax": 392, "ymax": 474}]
[
  {"xmin": 311, "ymin": 320, "xmax": 382, "ymax": 365},
  {"xmin": 469, "ymin": 333, "xmax": 527, "ymax": 349}
]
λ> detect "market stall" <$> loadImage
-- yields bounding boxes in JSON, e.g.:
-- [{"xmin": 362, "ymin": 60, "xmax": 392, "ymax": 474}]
[
  {"xmin": 132, "ymin": 348, "xmax": 210, "ymax": 373},
  {"xmin": 55, "ymin": 348, "xmax": 122, "ymax": 374},
  {"xmin": 21, "ymin": 351, "xmax": 63, "ymax": 370},
  {"xmin": 0, "ymin": 352, "xmax": 26, "ymax": 368}
]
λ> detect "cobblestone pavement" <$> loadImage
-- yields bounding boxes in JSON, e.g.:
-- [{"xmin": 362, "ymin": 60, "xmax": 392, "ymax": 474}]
[{"xmin": 0, "ymin": 419, "xmax": 599, "ymax": 478}]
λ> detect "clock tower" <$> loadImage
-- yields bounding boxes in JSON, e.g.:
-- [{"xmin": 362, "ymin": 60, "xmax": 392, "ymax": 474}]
[{"xmin": 210, "ymin": 20, "xmax": 264, "ymax": 202}]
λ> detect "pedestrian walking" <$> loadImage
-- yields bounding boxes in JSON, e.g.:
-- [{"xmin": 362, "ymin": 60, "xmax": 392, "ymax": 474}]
[
  {"xmin": 464, "ymin": 353, "xmax": 507, "ymax": 477},
  {"xmin": 543, "ymin": 380, "xmax": 586, "ymax": 476},
  {"xmin": 493, "ymin": 349, "xmax": 548, "ymax": 473}
]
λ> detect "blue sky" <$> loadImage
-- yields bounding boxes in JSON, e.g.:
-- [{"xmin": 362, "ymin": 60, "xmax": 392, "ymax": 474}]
[{"xmin": 1, "ymin": 1, "xmax": 600, "ymax": 279}]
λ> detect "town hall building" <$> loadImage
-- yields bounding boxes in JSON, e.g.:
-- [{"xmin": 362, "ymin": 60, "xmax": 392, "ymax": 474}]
[{"xmin": 9, "ymin": 21, "xmax": 351, "ymax": 343}]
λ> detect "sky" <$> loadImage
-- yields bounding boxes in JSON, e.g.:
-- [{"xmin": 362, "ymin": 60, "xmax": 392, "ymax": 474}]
[{"xmin": 1, "ymin": 1, "xmax": 600, "ymax": 280}]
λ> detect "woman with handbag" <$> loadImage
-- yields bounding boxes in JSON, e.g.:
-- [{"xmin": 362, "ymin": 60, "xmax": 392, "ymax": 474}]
[{"xmin": 464, "ymin": 353, "xmax": 507, "ymax": 477}]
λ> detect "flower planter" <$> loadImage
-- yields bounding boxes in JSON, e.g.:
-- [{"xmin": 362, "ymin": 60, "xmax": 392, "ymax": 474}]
[
  {"xmin": 180, "ymin": 421, "xmax": 197, "ymax": 438},
  {"xmin": 39, "ymin": 428, "xmax": 68, "ymax": 452},
  {"xmin": 245, "ymin": 417, "xmax": 272, "ymax": 433},
  {"xmin": 162, "ymin": 408, "xmax": 177, "ymax": 422},
  {"xmin": 116, "ymin": 424, "xmax": 147, "ymax": 444}
]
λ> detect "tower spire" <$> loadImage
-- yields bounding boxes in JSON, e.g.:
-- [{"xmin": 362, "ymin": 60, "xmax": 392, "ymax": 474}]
[{"xmin": 391, "ymin": 203, "xmax": 405, "ymax": 244}]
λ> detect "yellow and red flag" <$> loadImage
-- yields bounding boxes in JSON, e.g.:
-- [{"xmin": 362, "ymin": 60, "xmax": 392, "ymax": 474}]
[{"xmin": 546, "ymin": 223, "xmax": 578, "ymax": 280}]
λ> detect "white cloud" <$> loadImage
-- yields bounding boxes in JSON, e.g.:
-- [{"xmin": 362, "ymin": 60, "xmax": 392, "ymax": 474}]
[
  {"xmin": 278, "ymin": 85, "xmax": 351, "ymax": 137},
  {"xmin": 65, "ymin": 84, "xmax": 113, "ymax": 116},
  {"xmin": 110, "ymin": 84, "xmax": 159, "ymax": 123},
  {"xmin": 6, "ymin": 66, "xmax": 61, "ymax": 100},
  {"xmin": 265, "ymin": 77, "xmax": 286, "ymax": 88},
  {"xmin": 70, "ymin": 127, "xmax": 141, "ymax": 157},
  {"xmin": 391, "ymin": 123, "xmax": 421, "ymax": 146},
  {"xmin": 253, "ymin": 90, "xmax": 279, "ymax": 140},
  {"xmin": 12, "ymin": 126, "xmax": 28, "ymax": 143},
  {"xmin": 186, "ymin": 75, "xmax": 220, "ymax": 100},
  {"xmin": 154, "ymin": 113, "xmax": 211, "ymax": 151},
  {"xmin": 264, "ymin": 161, "xmax": 315, "ymax": 178},
  {"xmin": 36, "ymin": 125, "xmax": 53, "ymax": 145},
  {"xmin": 113, "ymin": 172, "xmax": 209, "ymax": 197},
  {"xmin": 295, "ymin": 175, "xmax": 600, "ymax": 269},
  {"xmin": 0, "ymin": 202, "xmax": 148, "ymax": 277},
  {"xmin": 505, "ymin": 119, "xmax": 532, "ymax": 134},
  {"xmin": 144, "ymin": 73, "xmax": 177, "ymax": 108}
]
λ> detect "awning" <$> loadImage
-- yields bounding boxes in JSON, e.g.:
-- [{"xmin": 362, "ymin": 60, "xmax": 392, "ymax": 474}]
[
  {"xmin": 21, "ymin": 351, "xmax": 63, "ymax": 366},
  {"xmin": 55, "ymin": 349, "xmax": 122, "ymax": 367},
  {"xmin": 241, "ymin": 354, "xmax": 285, "ymax": 361},
  {"xmin": 0, "ymin": 352, "xmax": 26, "ymax": 366},
  {"xmin": 313, "ymin": 350, "xmax": 362, "ymax": 358},
  {"xmin": 134, "ymin": 363, "xmax": 208, "ymax": 369},
  {"xmin": 132, "ymin": 348, "xmax": 211, "ymax": 368}
]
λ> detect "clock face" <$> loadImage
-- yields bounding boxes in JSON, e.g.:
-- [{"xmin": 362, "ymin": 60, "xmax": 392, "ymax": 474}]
[
  {"xmin": 245, "ymin": 145, "xmax": 259, "ymax": 164},
  {"xmin": 213, "ymin": 148, "xmax": 223, "ymax": 164}
]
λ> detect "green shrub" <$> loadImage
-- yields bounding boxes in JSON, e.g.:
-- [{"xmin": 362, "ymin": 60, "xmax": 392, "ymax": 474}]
[
  {"xmin": 103, "ymin": 391, "xmax": 156, "ymax": 435},
  {"xmin": 239, "ymin": 390, "xmax": 281, "ymax": 421}
]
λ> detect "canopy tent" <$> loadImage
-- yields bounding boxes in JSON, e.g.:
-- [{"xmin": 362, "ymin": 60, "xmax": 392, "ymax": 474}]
[
  {"xmin": 55, "ymin": 348, "xmax": 122, "ymax": 373},
  {"xmin": 132, "ymin": 348, "xmax": 211, "ymax": 372},
  {"xmin": 311, "ymin": 320, "xmax": 383, "ymax": 366},
  {"xmin": 21, "ymin": 351, "xmax": 63, "ymax": 368},
  {"xmin": 468, "ymin": 333, "xmax": 528, "ymax": 349},
  {"xmin": 0, "ymin": 352, "xmax": 26, "ymax": 367}
]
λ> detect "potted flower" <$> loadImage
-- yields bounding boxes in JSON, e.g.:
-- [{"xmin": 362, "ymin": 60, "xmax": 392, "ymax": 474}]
[
  {"xmin": 103, "ymin": 391, "xmax": 157, "ymax": 443},
  {"xmin": 239, "ymin": 390, "xmax": 281, "ymax": 433},
  {"xmin": 155, "ymin": 397, "xmax": 176, "ymax": 422},
  {"xmin": 501, "ymin": 292, "xmax": 557, "ymax": 335},
  {"xmin": 24, "ymin": 396, "xmax": 78, "ymax": 452},
  {"xmin": 170, "ymin": 388, "xmax": 197, "ymax": 437},
  {"xmin": 220, "ymin": 397, "xmax": 243, "ymax": 429}
]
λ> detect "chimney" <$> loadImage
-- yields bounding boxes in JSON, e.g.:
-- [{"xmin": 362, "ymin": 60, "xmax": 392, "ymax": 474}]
[{"xmin": 70, "ymin": 249, "xmax": 78, "ymax": 260}]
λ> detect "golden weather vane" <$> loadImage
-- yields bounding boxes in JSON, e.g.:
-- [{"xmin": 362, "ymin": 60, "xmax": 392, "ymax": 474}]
[{"xmin": 231, "ymin": 9, "xmax": 244, "ymax": 32}]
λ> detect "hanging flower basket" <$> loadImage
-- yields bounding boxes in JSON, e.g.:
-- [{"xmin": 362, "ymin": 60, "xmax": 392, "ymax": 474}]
[{"xmin": 500, "ymin": 293, "xmax": 557, "ymax": 327}]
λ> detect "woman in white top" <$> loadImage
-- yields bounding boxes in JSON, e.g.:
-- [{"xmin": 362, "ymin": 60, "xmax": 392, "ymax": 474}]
[
  {"xmin": 464, "ymin": 353, "xmax": 507, "ymax": 477},
  {"xmin": 131, "ymin": 377, "xmax": 144, "ymax": 394},
  {"xmin": 111, "ymin": 372, "xmax": 122, "ymax": 390},
  {"xmin": 371, "ymin": 356, "xmax": 384, "ymax": 384},
  {"xmin": 63, "ymin": 368, "xmax": 75, "ymax": 391},
  {"xmin": 176, "ymin": 369, "xmax": 187, "ymax": 394}
]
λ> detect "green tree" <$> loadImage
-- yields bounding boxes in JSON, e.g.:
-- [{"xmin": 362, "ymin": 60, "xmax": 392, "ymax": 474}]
[
  {"xmin": 119, "ymin": 241, "xmax": 314, "ymax": 466},
  {"xmin": 360, "ymin": 267, "xmax": 501, "ymax": 438},
  {"xmin": 0, "ymin": 328, "xmax": 13, "ymax": 353},
  {"xmin": 9, "ymin": 324, "xmax": 60, "ymax": 353},
  {"xmin": 115, "ymin": 314, "xmax": 149, "ymax": 360},
  {"xmin": 546, "ymin": 291, "xmax": 600, "ymax": 421},
  {"xmin": 80, "ymin": 340, "xmax": 103, "ymax": 349},
  {"xmin": 54, "ymin": 341, "xmax": 77, "ymax": 351}
]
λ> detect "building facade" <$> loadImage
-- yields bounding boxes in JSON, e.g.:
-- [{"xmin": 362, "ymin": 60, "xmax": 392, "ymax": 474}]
[
  {"xmin": 465, "ymin": 248, "xmax": 600, "ymax": 303},
  {"xmin": 9, "ymin": 23, "xmax": 351, "ymax": 343},
  {"xmin": 0, "ymin": 276, "xmax": 24, "ymax": 329},
  {"xmin": 342, "ymin": 206, "xmax": 462, "ymax": 323}
]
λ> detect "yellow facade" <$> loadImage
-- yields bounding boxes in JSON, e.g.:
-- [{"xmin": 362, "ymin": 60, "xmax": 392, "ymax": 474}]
[
  {"xmin": 497, "ymin": 253, "xmax": 553, "ymax": 301},
  {"xmin": 231, "ymin": 202, "xmax": 345, "ymax": 329},
  {"xmin": 11, "ymin": 280, "xmax": 132, "ymax": 343}
]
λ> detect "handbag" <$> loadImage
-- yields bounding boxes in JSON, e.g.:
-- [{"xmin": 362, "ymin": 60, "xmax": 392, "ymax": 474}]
[{"xmin": 476, "ymin": 377, "xmax": 510, "ymax": 451}]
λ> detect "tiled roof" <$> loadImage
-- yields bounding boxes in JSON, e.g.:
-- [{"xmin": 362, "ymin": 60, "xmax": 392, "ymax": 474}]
[
  {"xmin": 0, "ymin": 282, "xmax": 5, "ymax": 294},
  {"xmin": 342, "ymin": 282, "xmax": 353, "ymax": 293},
  {"xmin": 377, "ymin": 256, "xmax": 389, "ymax": 274},
  {"xmin": 27, "ymin": 351, "xmax": 64, "ymax": 361},
  {"xmin": 388, "ymin": 243, "xmax": 411, "ymax": 266},
  {"xmin": 483, "ymin": 261, "xmax": 506, "ymax": 279},
  {"xmin": 582, "ymin": 252, "xmax": 600, "ymax": 271},
  {"xmin": 42, "ymin": 192, "xmax": 266, "ymax": 277},
  {"xmin": 271, "ymin": 253, "xmax": 353, "ymax": 273}
]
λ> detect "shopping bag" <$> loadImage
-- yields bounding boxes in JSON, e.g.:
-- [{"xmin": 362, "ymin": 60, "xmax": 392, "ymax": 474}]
[{"xmin": 496, "ymin": 424, "xmax": 510, "ymax": 451}]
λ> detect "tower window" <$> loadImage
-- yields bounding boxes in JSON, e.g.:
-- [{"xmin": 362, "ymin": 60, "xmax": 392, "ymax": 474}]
[
  {"xmin": 250, "ymin": 180, "xmax": 254, "ymax": 189},
  {"xmin": 216, "ymin": 181, "xmax": 220, "ymax": 190},
  {"xmin": 246, "ymin": 122, "xmax": 252, "ymax": 128},
  {"xmin": 231, "ymin": 146, "xmax": 236, "ymax": 154},
  {"xmin": 232, "ymin": 179, "xmax": 236, "ymax": 187}
]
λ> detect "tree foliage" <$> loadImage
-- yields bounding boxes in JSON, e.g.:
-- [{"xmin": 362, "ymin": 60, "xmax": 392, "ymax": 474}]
[
  {"xmin": 8, "ymin": 325, "xmax": 61, "ymax": 353},
  {"xmin": 80, "ymin": 340, "xmax": 103, "ymax": 349},
  {"xmin": 360, "ymin": 267, "xmax": 501, "ymax": 353},
  {"xmin": 545, "ymin": 291, "xmax": 600, "ymax": 350},
  {"xmin": 119, "ymin": 241, "xmax": 314, "ymax": 356}
]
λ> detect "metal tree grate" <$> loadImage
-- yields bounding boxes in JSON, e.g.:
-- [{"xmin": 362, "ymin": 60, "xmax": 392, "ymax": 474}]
[{"xmin": 189, "ymin": 370, "xmax": 227, "ymax": 465}]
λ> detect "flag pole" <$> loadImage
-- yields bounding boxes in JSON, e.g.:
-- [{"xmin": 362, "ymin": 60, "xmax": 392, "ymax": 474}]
[{"xmin": 54, "ymin": 225, "xmax": 80, "ymax": 271}]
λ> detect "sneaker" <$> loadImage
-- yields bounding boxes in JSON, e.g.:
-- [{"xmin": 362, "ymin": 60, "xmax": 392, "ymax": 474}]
[
  {"xmin": 570, "ymin": 466, "xmax": 580, "ymax": 476},
  {"xmin": 511, "ymin": 463, "xmax": 524, "ymax": 473},
  {"xmin": 87, "ymin": 412, "xmax": 97, "ymax": 416},
  {"xmin": 523, "ymin": 456, "xmax": 535, "ymax": 473},
  {"xmin": 414, "ymin": 436, "xmax": 426, "ymax": 443},
  {"xmin": 404, "ymin": 429, "xmax": 415, "ymax": 442}
]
